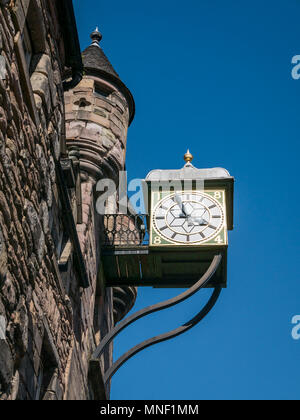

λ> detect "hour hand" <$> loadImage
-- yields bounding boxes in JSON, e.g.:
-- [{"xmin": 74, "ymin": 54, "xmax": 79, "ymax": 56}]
[{"xmin": 188, "ymin": 217, "xmax": 208, "ymax": 226}]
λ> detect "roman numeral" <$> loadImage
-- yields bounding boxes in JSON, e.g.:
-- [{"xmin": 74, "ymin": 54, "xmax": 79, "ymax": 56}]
[
  {"xmin": 209, "ymin": 204, "xmax": 216, "ymax": 209},
  {"xmin": 160, "ymin": 226, "xmax": 168, "ymax": 231},
  {"xmin": 212, "ymin": 215, "xmax": 221, "ymax": 219},
  {"xmin": 208, "ymin": 225, "xmax": 217, "ymax": 230}
]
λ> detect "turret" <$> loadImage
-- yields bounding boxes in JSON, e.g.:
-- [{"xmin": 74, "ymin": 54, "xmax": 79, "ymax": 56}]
[
  {"xmin": 64, "ymin": 29, "xmax": 137, "ymax": 330},
  {"xmin": 65, "ymin": 28, "xmax": 135, "ymax": 184}
]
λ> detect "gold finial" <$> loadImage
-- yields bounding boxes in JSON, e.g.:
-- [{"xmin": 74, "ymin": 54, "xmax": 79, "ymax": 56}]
[{"xmin": 184, "ymin": 149, "xmax": 193, "ymax": 163}]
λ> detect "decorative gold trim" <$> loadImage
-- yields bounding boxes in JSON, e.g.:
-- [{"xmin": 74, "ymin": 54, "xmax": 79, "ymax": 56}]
[{"xmin": 184, "ymin": 149, "xmax": 193, "ymax": 163}]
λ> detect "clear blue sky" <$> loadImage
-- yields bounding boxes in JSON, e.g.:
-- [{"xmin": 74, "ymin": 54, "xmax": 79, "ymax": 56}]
[{"xmin": 74, "ymin": 0, "xmax": 300, "ymax": 400}]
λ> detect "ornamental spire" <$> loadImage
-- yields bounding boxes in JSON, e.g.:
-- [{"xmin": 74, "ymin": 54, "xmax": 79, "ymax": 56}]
[
  {"xmin": 184, "ymin": 149, "xmax": 194, "ymax": 163},
  {"xmin": 90, "ymin": 27, "xmax": 103, "ymax": 47}
]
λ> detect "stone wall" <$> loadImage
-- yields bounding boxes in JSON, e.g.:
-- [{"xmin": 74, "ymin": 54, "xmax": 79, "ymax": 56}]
[{"xmin": 0, "ymin": 0, "xmax": 114, "ymax": 400}]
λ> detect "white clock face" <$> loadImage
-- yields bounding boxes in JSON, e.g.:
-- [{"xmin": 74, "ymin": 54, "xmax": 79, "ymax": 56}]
[{"xmin": 152, "ymin": 191, "xmax": 225, "ymax": 245}]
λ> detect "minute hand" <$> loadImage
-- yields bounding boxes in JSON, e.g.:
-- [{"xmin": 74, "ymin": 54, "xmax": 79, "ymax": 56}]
[{"xmin": 174, "ymin": 194, "xmax": 190, "ymax": 217}]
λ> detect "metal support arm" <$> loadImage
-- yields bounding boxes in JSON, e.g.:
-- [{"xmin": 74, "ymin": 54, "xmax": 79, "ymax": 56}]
[
  {"xmin": 104, "ymin": 285, "xmax": 221, "ymax": 385},
  {"xmin": 91, "ymin": 254, "xmax": 222, "ymax": 385}
]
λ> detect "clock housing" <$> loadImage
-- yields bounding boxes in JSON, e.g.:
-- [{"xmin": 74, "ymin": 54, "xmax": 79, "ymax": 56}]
[{"xmin": 102, "ymin": 158, "xmax": 234, "ymax": 289}]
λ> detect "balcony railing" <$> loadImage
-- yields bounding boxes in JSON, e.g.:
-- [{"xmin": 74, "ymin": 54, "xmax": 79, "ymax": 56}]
[{"xmin": 101, "ymin": 214, "xmax": 149, "ymax": 247}]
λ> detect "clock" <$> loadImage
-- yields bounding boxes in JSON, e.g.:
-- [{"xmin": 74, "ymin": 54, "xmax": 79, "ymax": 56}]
[
  {"xmin": 101, "ymin": 151, "xmax": 234, "ymax": 288},
  {"xmin": 150, "ymin": 190, "xmax": 227, "ymax": 247}
]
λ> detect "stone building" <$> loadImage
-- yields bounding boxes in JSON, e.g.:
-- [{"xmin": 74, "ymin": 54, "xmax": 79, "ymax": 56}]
[{"xmin": 0, "ymin": 0, "xmax": 136, "ymax": 400}]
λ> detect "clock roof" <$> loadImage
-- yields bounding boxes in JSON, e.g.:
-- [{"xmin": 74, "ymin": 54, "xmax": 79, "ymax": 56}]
[
  {"xmin": 145, "ymin": 156, "xmax": 234, "ymax": 231},
  {"xmin": 146, "ymin": 162, "xmax": 232, "ymax": 182}
]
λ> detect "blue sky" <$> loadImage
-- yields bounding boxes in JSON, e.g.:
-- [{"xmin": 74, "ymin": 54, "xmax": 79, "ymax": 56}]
[{"xmin": 74, "ymin": 0, "xmax": 300, "ymax": 400}]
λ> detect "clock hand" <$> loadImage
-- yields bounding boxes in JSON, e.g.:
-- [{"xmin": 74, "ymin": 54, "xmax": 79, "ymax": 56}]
[
  {"xmin": 174, "ymin": 194, "xmax": 189, "ymax": 217},
  {"xmin": 174, "ymin": 194, "xmax": 183, "ymax": 210},
  {"xmin": 182, "ymin": 203, "xmax": 190, "ymax": 217},
  {"xmin": 188, "ymin": 216, "xmax": 209, "ymax": 226}
]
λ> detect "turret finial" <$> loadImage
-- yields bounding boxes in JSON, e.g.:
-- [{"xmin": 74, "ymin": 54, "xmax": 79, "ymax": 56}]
[
  {"xmin": 90, "ymin": 27, "xmax": 103, "ymax": 46},
  {"xmin": 184, "ymin": 149, "xmax": 193, "ymax": 163}
]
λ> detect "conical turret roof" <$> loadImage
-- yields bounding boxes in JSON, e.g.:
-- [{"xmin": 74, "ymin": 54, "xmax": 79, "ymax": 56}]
[{"xmin": 82, "ymin": 28, "xmax": 135, "ymax": 124}]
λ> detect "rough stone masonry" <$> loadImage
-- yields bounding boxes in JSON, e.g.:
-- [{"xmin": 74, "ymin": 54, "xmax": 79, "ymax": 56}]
[{"xmin": 0, "ymin": 0, "xmax": 136, "ymax": 400}]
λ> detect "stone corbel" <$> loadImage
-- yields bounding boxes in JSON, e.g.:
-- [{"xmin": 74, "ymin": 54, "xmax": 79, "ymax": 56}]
[
  {"xmin": 60, "ymin": 158, "xmax": 76, "ymax": 189},
  {"xmin": 66, "ymin": 138, "xmax": 122, "ymax": 186}
]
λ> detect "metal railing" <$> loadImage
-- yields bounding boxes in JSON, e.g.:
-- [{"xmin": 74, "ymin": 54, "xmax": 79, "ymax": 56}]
[{"xmin": 101, "ymin": 214, "xmax": 149, "ymax": 247}]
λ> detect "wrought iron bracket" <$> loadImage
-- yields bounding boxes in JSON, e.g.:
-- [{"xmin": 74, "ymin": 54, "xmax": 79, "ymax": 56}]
[{"xmin": 90, "ymin": 254, "xmax": 222, "ymax": 387}]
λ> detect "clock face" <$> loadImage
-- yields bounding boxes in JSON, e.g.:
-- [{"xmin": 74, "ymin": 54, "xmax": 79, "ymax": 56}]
[{"xmin": 151, "ymin": 191, "xmax": 226, "ymax": 246}]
